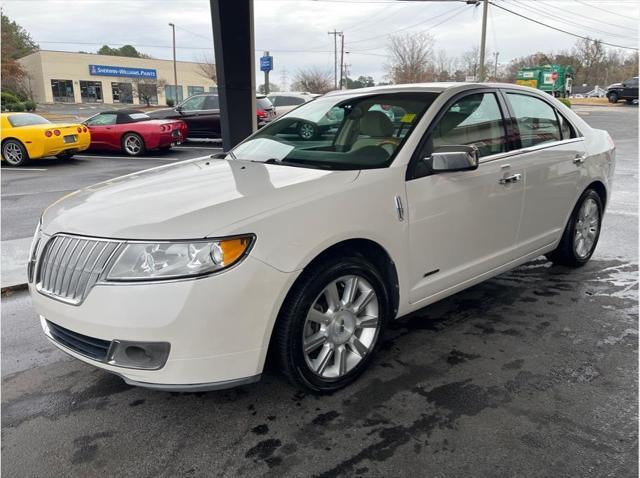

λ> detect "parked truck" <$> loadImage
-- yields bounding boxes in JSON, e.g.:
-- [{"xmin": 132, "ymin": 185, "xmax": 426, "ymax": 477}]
[{"xmin": 516, "ymin": 65, "xmax": 574, "ymax": 97}]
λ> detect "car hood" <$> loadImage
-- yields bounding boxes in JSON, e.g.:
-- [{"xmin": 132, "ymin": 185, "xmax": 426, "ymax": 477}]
[
  {"xmin": 42, "ymin": 158, "xmax": 359, "ymax": 239},
  {"xmin": 607, "ymin": 83, "xmax": 622, "ymax": 90}
]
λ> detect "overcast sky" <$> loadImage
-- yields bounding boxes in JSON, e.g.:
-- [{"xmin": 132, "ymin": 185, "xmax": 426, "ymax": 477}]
[{"xmin": 4, "ymin": 0, "xmax": 638, "ymax": 87}]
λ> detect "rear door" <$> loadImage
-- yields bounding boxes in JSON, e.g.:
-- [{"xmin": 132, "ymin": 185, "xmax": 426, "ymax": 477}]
[
  {"xmin": 622, "ymin": 77, "xmax": 638, "ymax": 99},
  {"xmin": 406, "ymin": 89, "xmax": 525, "ymax": 303},
  {"xmin": 502, "ymin": 90, "xmax": 585, "ymax": 253}
]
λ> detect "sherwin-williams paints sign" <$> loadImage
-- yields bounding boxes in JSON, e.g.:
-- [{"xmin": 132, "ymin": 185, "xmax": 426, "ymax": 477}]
[{"xmin": 89, "ymin": 64, "xmax": 157, "ymax": 79}]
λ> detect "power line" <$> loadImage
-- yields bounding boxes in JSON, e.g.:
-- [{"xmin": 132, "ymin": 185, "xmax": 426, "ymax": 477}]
[
  {"xmin": 507, "ymin": 0, "xmax": 636, "ymax": 40},
  {"xmin": 534, "ymin": 0, "xmax": 638, "ymax": 32},
  {"xmin": 573, "ymin": 0, "xmax": 640, "ymax": 17},
  {"xmin": 489, "ymin": 2, "xmax": 639, "ymax": 51},
  {"xmin": 346, "ymin": 3, "xmax": 467, "ymax": 46}
]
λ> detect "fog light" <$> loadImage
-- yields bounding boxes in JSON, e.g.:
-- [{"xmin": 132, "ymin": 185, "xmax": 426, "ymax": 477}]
[{"xmin": 107, "ymin": 340, "xmax": 170, "ymax": 370}]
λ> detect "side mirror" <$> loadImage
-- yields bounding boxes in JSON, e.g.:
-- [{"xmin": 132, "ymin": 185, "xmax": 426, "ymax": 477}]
[
  {"xmin": 175, "ymin": 105, "xmax": 183, "ymax": 113},
  {"xmin": 424, "ymin": 145, "xmax": 479, "ymax": 173}
]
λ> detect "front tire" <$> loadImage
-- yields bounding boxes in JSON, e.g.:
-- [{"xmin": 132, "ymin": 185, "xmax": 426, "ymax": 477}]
[
  {"xmin": 2, "ymin": 139, "xmax": 29, "ymax": 166},
  {"xmin": 546, "ymin": 189, "xmax": 603, "ymax": 267},
  {"xmin": 121, "ymin": 133, "xmax": 146, "ymax": 156},
  {"xmin": 608, "ymin": 92, "xmax": 619, "ymax": 103},
  {"xmin": 275, "ymin": 255, "xmax": 390, "ymax": 392}
]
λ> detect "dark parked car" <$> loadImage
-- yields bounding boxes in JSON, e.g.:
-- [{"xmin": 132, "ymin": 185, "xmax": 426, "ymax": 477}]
[
  {"xmin": 146, "ymin": 93, "xmax": 276, "ymax": 139},
  {"xmin": 607, "ymin": 77, "xmax": 638, "ymax": 104}
]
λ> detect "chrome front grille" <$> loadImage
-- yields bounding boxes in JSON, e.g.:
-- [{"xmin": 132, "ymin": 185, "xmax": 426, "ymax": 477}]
[{"xmin": 36, "ymin": 235, "xmax": 121, "ymax": 305}]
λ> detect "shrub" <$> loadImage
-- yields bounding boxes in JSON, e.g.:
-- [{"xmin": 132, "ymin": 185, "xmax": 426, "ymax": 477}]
[
  {"xmin": 24, "ymin": 100, "xmax": 36, "ymax": 111},
  {"xmin": 558, "ymin": 98, "xmax": 571, "ymax": 108},
  {"xmin": 166, "ymin": 98, "xmax": 175, "ymax": 107},
  {"xmin": 9, "ymin": 102, "xmax": 26, "ymax": 112},
  {"xmin": 1, "ymin": 91, "xmax": 20, "ymax": 111}
]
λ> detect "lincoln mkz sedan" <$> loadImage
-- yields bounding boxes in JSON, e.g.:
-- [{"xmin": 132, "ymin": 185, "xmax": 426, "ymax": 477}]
[{"xmin": 29, "ymin": 83, "xmax": 615, "ymax": 392}]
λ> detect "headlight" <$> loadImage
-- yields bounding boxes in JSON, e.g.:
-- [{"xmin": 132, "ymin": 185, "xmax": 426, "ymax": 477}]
[{"xmin": 105, "ymin": 235, "xmax": 254, "ymax": 281}]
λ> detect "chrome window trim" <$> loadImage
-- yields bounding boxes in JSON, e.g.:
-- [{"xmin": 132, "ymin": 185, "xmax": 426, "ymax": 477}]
[{"xmin": 479, "ymin": 137, "xmax": 585, "ymax": 165}]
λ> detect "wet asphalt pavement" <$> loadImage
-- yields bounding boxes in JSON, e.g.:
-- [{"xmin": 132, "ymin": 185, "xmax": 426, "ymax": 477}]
[{"xmin": 1, "ymin": 106, "xmax": 638, "ymax": 477}]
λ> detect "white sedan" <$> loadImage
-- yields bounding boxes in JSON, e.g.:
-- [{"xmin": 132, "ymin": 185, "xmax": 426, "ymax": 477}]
[{"xmin": 29, "ymin": 83, "xmax": 615, "ymax": 392}]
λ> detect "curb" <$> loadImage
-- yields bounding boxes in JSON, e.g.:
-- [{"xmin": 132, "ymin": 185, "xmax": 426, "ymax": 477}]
[{"xmin": 1, "ymin": 283, "xmax": 28, "ymax": 295}]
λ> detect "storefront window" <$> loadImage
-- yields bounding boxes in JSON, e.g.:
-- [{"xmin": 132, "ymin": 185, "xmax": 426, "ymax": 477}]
[
  {"xmin": 51, "ymin": 79, "xmax": 74, "ymax": 103},
  {"xmin": 80, "ymin": 80, "xmax": 103, "ymax": 103},
  {"xmin": 165, "ymin": 85, "xmax": 183, "ymax": 103},
  {"xmin": 187, "ymin": 86, "xmax": 205, "ymax": 97},
  {"xmin": 138, "ymin": 83, "xmax": 159, "ymax": 105},
  {"xmin": 209, "ymin": 86, "xmax": 218, "ymax": 94},
  {"xmin": 111, "ymin": 82, "xmax": 133, "ymax": 103}
]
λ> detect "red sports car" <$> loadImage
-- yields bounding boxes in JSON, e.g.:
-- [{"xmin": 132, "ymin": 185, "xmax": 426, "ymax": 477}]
[{"xmin": 84, "ymin": 110, "xmax": 188, "ymax": 156}]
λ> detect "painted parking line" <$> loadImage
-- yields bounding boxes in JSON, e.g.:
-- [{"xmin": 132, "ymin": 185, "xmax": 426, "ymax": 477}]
[
  {"xmin": 172, "ymin": 146, "xmax": 222, "ymax": 151},
  {"xmin": 1, "ymin": 167, "xmax": 48, "ymax": 171},
  {"xmin": 74, "ymin": 155, "xmax": 193, "ymax": 161}
]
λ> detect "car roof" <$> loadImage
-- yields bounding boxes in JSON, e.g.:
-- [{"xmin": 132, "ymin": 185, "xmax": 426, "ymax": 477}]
[{"xmin": 322, "ymin": 82, "xmax": 545, "ymax": 98}]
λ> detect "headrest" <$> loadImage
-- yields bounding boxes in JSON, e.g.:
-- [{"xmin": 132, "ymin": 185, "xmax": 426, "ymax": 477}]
[{"xmin": 360, "ymin": 110, "xmax": 394, "ymax": 137}]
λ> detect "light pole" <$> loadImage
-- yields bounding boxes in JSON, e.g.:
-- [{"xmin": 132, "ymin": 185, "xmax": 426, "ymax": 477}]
[
  {"xmin": 478, "ymin": 0, "xmax": 488, "ymax": 81},
  {"xmin": 168, "ymin": 23, "xmax": 178, "ymax": 102}
]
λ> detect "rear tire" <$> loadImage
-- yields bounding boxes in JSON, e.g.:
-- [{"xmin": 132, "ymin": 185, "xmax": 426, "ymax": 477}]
[
  {"xmin": 274, "ymin": 255, "xmax": 390, "ymax": 392},
  {"xmin": 546, "ymin": 189, "xmax": 603, "ymax": 267},
  {"xmin": 2, "ymin": 139, "xmax": 29, "ymax": 166},
  {"xmin": 121, "ymin": 133, "xmax": 146, "ymax": 156}
]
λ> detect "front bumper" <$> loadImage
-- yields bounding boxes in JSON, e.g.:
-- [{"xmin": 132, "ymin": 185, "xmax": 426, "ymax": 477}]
[{"xmin": 30, "ymin": 255, "xmax": 296, "ymax": 389}]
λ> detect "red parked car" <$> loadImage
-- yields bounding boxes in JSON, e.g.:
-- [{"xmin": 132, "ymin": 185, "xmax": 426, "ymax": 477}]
[{"xmin": 84, "ymin": 110, "xmax": 188, "ymax": 156}]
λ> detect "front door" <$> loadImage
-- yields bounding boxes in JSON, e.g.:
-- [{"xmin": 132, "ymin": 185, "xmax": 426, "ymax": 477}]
[
  {"xmin": 85, "ymin": 113, "xmax": 118, "ymax": 149},
  {"xmin": 406, "ymin": 91, "xmax": 524, "ymax": 304}
]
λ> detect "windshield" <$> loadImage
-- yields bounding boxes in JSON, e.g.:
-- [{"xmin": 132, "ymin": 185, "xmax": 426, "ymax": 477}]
[
  {"xmin": 8, "ymin": 113, "xmax": 51, "ymax": 127},
  {"xmin": 229, "ymin": 92, "xmax": 438, "ymax": 170}
]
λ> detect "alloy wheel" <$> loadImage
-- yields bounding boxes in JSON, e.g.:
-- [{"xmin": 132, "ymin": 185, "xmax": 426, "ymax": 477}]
[
  {"xmin": 574, "ymin": 197, "xmax": 600, "ymax": 259},
  {"xmin": 124, "ymin": 135, "xmax": 142, "ymax": 155},
  {"xmin": 302, "ymin": 275, "xmax": 380, "ymax": 378},
  {"xmin": 299, "ymin": 123, "xmax": 316, "ymax": 140},
  {"xmin": 3, "ymin": 142, "xmax": 23, "ymax": 165}
]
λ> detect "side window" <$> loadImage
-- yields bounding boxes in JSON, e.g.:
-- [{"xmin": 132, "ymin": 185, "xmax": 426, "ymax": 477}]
[
  {"xmin": 507, "ymin": 93, "xmax": 561, "ymax": 148},
  {"xmin": 204, "ymin": 95, "xmax": 219, "ymax": 109},
  {"xmin": 180, "ymin": 95, "xmax": 206, "ymax": 111},
  {"xmin": 430, "ymin": 93, "xmax": 507, "ymax": 158},
  {"xmin": 86, "ymin": 113, "xmax": 117, "ymax": 126},
  {"xmin": 558, "ymin": 113, "xmax": 576, "ymax": 140}
]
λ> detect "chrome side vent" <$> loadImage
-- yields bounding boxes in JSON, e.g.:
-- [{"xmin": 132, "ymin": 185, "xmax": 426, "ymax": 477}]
[{"xmin": 36, "ymin": 235, "xmax": 121, "ymax": 305}]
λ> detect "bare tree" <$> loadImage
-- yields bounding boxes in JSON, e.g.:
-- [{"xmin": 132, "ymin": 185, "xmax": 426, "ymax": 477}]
[
  {"xmin": 434, "ymin": 49, "xmax": 453, "ymax": 81},
  {"xmin": 131, "ymin": 78, "xmax": 166, "ymax": 107},
  {"xmin": 196, "ymin": 54, "xmax": 217, "ymax": 83},
  {"xmin": 386, "ymin": 33, "xmax": 435, "ymax": 84},
  {"xmin": 460, "ymin": 46, "xmax": 481, "ymax": 79},
  {"xmin": 291, "ymin": 67, "xmax": 333, "ymax": 94}
]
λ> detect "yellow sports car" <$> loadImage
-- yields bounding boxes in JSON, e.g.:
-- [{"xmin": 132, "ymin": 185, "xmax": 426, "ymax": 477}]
[{"xmin": 1, "ymin": 112, "xmax": 91, "ymax": 166}]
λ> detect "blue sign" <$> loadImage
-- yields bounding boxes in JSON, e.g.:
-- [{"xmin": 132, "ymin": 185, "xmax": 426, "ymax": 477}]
[
  {"xmin": 260, "ymin": 56, "xmax": 273, "ymax": 72},
  {"xmin": 88, "ymin": 64, "xmax": 157, "ymax": 79}
]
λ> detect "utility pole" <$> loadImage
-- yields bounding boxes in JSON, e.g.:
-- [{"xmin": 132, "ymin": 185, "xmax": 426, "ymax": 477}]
[
  {"xmin": 328, "ymin": 29, "xmax": 342, "ymax": 89},
  {"xmin": 264, "ymin": 50, "xmax": 270, "ymax": 94},
  {"xmin": 280, "ymin": 68, "xmax": 288, "ymax": 91},
  {"xmin": 339, "ymin": 33, "xmax": 345, "ymax": 89},
  {"xmin": 493, "ymin": 51, "xmax": 499, "ymax": 80},
  {"xmin": 478, "ymin": 0, "xmax": 488, "ymax": 82},
  {"xmin": 168, "ymin": 23, "xmax": 178, "ymax": 100}
]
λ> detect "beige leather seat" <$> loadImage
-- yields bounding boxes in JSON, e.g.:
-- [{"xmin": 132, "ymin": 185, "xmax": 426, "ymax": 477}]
[{"xmin": 351, "ymin": 111, "xmax": 398, "ymax": 154}]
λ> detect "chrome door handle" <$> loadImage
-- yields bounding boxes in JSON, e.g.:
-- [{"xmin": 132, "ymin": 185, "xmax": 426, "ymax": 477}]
[
  {"xmin": 573, "ymin": 154, "xmax": 586, "ymax": 165},
  {"xmin": 499, "ymin": 173, "xmax": 521, "ymax": 185}
]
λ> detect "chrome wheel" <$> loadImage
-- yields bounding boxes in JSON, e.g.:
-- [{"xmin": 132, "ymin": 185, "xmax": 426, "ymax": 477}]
[
  {"xmin": 299, "ymin": 122, "xmax": 316, "ymax": 140},
  {"xmin": 302, "ymin": 275, "xmax": 380, "ymax": 378},
  {"xmin": 574, "ymin": 197, "xmax": 599, "ymax": 259},
  {"xmin": 3, "ymin": 142, "xmax": 23, "ymax": 165},
  {"xmin": 123, "ymin": 134, "xmax": 143, "ymax": 155}
]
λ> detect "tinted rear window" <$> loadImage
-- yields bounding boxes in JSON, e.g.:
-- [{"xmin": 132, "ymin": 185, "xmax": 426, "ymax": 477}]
[
  {"xmin": 256, "ymin": 97, "xmax": 273, "ymax": 109},
  {"xmin": 7, "ymin": 114, "xmax": 51, "ymax": 127}
]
